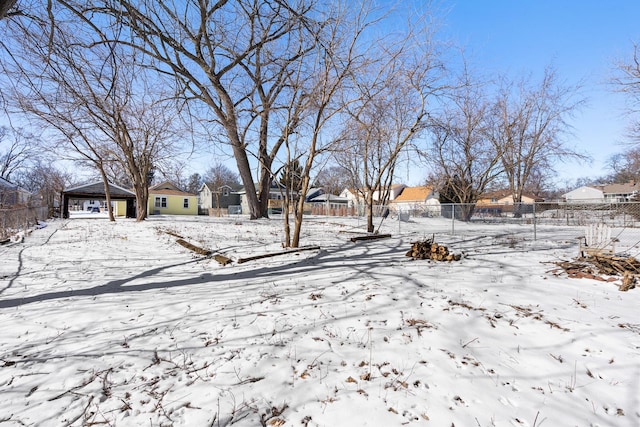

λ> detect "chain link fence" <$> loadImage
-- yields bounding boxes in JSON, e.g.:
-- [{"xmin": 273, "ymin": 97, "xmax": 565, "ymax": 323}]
[{"xmin": 307, "ymin": 201, "xmax": 640, "ymax": 257}]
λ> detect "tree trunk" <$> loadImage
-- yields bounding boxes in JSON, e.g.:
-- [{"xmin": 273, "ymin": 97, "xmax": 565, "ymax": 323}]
[
  {"xmin": 232, "ymin": 146, "xmax": 260, "ymax": 219},
  {"xmin": 292, "ymin": 172, "xmax": 312, "ymax": 248},
  {"xmin": 98, "ymin": 167, "xmax": 115, "ymax": 222},
  {"xmin": 366, "ymin": 191, "xmax": 375, "ymax": 233}
]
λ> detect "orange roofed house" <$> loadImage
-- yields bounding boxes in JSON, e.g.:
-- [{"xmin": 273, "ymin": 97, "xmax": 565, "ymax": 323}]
[{"xmin": 390, "ymin": 186, "xmax": 440, "ymax": 217}]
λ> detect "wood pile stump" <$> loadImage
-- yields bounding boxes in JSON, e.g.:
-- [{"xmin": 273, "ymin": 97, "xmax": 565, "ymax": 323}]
[{"xmin": 405, "ymin": 238, "xmax": 460, "ymax": 261}]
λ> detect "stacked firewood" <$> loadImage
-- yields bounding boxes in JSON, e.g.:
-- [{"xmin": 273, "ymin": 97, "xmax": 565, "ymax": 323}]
[{"xmin": 405, "ymin": 238, "xmax": 461, "ymax": 261}]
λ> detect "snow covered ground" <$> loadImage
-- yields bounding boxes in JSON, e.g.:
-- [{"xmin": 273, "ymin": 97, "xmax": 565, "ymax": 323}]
[{"xmin": 0, "ymin": 214, "xmax": 638, "ymax": 427}]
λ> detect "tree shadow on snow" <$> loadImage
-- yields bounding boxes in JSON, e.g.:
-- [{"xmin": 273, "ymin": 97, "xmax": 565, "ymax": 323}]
[{"xmin": 0, "ymin": 238, "xmax": 415, "ymax": 309}]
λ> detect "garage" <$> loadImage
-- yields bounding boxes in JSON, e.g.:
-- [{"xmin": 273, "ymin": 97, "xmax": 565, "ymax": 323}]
[{"xmin": 61, "ymin": 181, "xmax": 137, "ymax": 219}]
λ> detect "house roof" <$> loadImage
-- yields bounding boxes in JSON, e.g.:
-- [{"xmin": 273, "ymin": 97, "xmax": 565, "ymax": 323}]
[
  {"xmin": 63, "ymin": 181, "xmax": 135, "ymax": 197},
  {"xmin": 343, "ymin": 184, "xmax": 406, "ymax": 196},
  {"xmin": 309, "ymin": 194, "xmax": 348, "ymax": 203},
  {"xmin": 394, "ymin": 186, "xmax": 433, "ymax": 202},
  {"xmin": 199, "ymin": 182, "xmax": 242, "ymax": 192},
  {"xmin": 602, "ymin": 182, "xmax": 638, "ymax": 194},
  {"xmin": 150, "ymin": 181, "xmax": 196, "ymax": 196},
  {"xmin": 563, "ymin": 182, "xmax": 639, "ymax": 198}
]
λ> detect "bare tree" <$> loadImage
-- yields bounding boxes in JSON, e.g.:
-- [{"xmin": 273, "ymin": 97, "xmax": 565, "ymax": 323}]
[
  {"xmin": 488, "ymin": 67, "xmax": 587, "ymax": 211},
  {"xmin": 336, "ymin": 18, "xmax": 446, "ymax": 233},
  {"xmin": 424, "ymin": 70, "xmax": 502, "ymax": 220},
  {"xmin": 0, "ymin": 126, "xmax": 39, "ymax": 180},
  {"xmin": 278, "ymin": 0, "xmax": 380, "ymax": 247},
  {"xmin": 2, "ymin": 3, "xmax": 181, "ymax": 220},
  {"xmin": 613, "ymin": 42, "xmax": 640, "ymax": 143},
  {"xmin": 203, "ymin": 162, "xmax": 240, "ymax": 213},
  {"xmin": 68, "ymin": 0, "xmax": 325, "ymax": 220},
  {"xmin": 204, "ymin": 163, "xmax": 240, "ymax": 188},
  {"xmin": 605, "ymin": 147, "xmax": 640, "ymax": 183},
  {"xmin": 14, "ymin": 160, "xmax": 73, "ymax": 216},
  {"xmin": 313, "ymin": 165, "xmax": 352, "ymax": 196}
]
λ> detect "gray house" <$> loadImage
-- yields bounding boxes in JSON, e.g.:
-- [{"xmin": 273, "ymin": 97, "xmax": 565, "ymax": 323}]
[{"xmin": 198, "ymin": 182, "xmax": 241, "ymax": 215}]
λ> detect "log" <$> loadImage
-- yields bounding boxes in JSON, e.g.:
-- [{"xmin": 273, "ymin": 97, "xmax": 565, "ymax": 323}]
[
  {"xmin": 213, "ymin": 254, "xmax": 233, "ymax": 266},
  {"xmin": 350, "ymin": 234, "xmax": 392, "ymax": 243},
  {"xmin": 236, "ymin": 246, "xmax": 321, "ymax": 264},
  {"xmin": 175, "ymin": 238, "xmax": 212, "ymax": 256}
]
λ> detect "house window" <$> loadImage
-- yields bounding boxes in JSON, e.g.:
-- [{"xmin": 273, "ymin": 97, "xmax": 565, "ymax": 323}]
[
  {"xmin": 155, "ymin": 197, "xmax": 167, "ymax": 208},
  {"xmin": 183, "ymin": 198, "xmax": 189, "ymax": 208},
  {"xmin": 222, "ymin": 187, "xmax": 230, "ymax": 197}
]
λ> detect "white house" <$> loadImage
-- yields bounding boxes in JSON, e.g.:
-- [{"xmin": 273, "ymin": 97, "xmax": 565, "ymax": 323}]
[
  {"xmin": 340, "ymin": 184, "xmax": 406, "ymax": 207},
  {"xmin": 390, "ymin": 186, "xmax": 440, "ymax": 215},
  {"xmin": 562, "ymin": 186, "xmax": 605, "ymax": 203},
  {"xmin": 563, "ymin": 182, "xmax": 640, "ymax": 203}
]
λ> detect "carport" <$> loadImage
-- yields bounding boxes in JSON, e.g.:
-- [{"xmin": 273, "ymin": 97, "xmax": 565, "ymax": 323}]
[{"xmin": 62, "ymin": 181, "xmax": 137, "ymax": 218}]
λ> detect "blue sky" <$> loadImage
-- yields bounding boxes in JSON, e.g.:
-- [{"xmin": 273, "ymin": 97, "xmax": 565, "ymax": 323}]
[{"xmin": 433, "ymin": 0, "xmax": 640, "ymax": 185}]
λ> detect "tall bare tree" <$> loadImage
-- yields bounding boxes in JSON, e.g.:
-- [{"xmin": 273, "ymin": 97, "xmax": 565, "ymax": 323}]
[
  {"xmin": 279, "ymin": 0, "xmax": 379, "ymax": 246},
  {"xmin": 70, "ymin": 0, "xmax": 324, "ymax": 219},
  {"xmin": 424, "ymin": 69, "xmax": 502, "ymax": 220},
  {"xmin": 488, "ymin": 67, "xmax": 587, "ymax": 209},
  {"xmin": 204, "ymin": 163, "xmax": 239, "ymax": 187},
  {"xmin": 336, "ymin": 18, "xmax": 446, "ymax": 233},
  {"xmin": 1, "ymin": 3, "xmax": 181, "ymax": 220}
]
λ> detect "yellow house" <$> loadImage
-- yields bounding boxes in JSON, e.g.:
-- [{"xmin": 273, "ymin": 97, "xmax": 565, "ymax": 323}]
[{"xmin": 148, "ymin": 181, "xmax": 198, "ymax": 216}]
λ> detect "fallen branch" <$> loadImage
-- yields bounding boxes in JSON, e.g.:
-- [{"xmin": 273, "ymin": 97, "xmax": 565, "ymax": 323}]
[
  {"xmin": 213, "ymin": 254, "xmax": 233, "ymax": 266},
  {"xmin": 236, "ymin": 246, "xmax": 320, "ymax": 264},
  {"xmin": 175, "ymin": 238, "xmax": 211, "ymax": 256},
  {"xmin": 350, "ymin": 234, "xmax": 391, "ymax": 243}
]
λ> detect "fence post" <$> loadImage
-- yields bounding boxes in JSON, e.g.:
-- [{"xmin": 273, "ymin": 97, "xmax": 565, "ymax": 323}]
[
  {"xmin": 451, "ymin": 204, "xmax": 455, "ymax": 235},
  {"xmin": 533, "ymin": 202, "xmax": 537, "ymax": 241}
]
